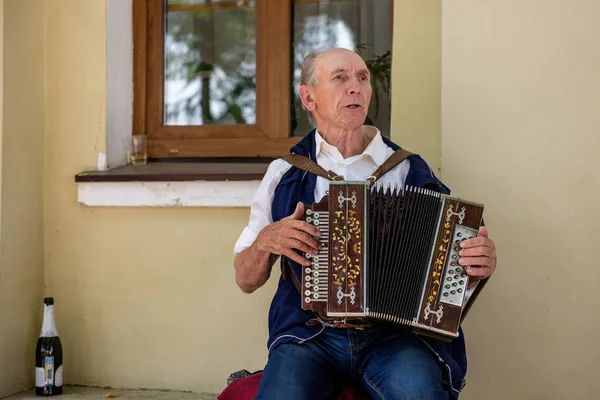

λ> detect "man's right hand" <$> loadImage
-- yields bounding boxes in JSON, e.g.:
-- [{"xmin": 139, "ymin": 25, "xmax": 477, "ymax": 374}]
[{"xmin": 254, "ymin": 202, "xmax": 322, "ymax": 266}]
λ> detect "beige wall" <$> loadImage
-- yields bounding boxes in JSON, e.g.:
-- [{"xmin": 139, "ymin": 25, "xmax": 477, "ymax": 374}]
[
  {"xmin": 442, "ymin": 1, "xmax": 600, "ymax": 399},
  {"xmin": 391, "ymin": 0, "xmax": 441, "ymax": 173},
  {"xmin": 0, "ymin": 0, "xmax": 46, "ymax": 396},
  {"xmin": 43, "ymin": 0, "xmax": 275, "ymax": 394}
]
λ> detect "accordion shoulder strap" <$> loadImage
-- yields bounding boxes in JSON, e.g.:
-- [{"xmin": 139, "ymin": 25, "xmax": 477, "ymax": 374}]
[
  {"xmin": 281, "ymin": 148, "xmax": 414, "ymax": 183},
  {"xmin": 281, "ymin": 154, "xmax": 342, "ymax": 181},
  {"xmin": 367, "ymin": 148, "xmax": 414, "ymax": 183},
  {"xmin": 281, "ymin": 256, "xmax": 302, "ymax": 293}
]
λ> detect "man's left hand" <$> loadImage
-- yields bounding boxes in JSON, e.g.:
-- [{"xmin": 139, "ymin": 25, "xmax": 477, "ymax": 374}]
[{"xmin": 458, "ymin": 226, "xmax": 497, "ymax": 280}]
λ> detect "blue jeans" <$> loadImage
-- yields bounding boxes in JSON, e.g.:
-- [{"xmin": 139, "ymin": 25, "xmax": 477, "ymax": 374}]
[{"xmin": 256, "ymin": 325, "xmax": 449, "ymax": 400}]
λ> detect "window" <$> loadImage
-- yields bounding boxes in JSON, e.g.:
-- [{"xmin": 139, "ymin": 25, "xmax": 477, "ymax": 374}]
[{"xmin": 133, "ymin": 0, "xmax": 393, "ymax": 159}]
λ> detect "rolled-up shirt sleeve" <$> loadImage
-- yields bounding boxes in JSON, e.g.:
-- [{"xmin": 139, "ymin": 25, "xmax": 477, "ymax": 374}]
[{"xmin": 233, "ymin": 159, "xmax": 292, "ymax": 254}]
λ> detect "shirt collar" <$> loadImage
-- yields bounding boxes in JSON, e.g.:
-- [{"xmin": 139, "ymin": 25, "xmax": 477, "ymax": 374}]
[{"xmin": 314, "ymin": 126, "xmax": 388, "ymax": 166}]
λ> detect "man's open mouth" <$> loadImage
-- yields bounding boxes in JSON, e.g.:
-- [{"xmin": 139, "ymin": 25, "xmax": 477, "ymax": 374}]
[{"xmin": 345, "ymin": 104, "xmax": 361, "ymax": 109}]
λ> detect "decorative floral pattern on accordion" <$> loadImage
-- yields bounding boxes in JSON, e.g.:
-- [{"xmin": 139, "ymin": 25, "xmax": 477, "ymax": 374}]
[
  {"xmin": 429, "ymin": 221, "xmax": 452, "ymax": 303},
  {"xmin": 332, "ymin": 209, "xmax": 361, "ymax": 305}
]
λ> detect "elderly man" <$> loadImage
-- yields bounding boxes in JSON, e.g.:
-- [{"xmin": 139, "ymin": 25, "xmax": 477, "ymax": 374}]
[{"xmin": 233, "ymin": 48, "xmax": 496, "ymax": 400}]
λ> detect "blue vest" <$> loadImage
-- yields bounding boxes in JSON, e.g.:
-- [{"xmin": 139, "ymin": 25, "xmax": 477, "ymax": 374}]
[{"xmin": 268, "ymin": 130, "xmax": 467, "ymax": 397}]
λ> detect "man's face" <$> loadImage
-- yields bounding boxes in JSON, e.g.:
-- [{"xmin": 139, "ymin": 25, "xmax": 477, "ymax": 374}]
[{"xmin": 302, "ymin": 49, "xmax": 372, "ymax": 130}]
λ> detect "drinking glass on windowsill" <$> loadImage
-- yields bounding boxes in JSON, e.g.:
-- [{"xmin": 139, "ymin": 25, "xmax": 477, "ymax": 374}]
[{"xmin": 130, "ymin": 135, "xmax": 147, "ymax": 165}]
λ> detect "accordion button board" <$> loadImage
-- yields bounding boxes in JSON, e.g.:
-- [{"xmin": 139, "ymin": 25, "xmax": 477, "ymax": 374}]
[
  {"xmin": 440, "ymin": 226, "xmax": 477, "ymax": 306},
  {"xmin": 303, "ymin": 199, "xmax": 331, "ymax": 317},
  {"xmin": 301, "ymin": 182, "xmax": 485, "ymax": 341}
]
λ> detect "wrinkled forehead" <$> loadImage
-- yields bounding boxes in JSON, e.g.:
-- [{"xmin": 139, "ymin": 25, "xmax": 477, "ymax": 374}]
[{"xmin": 316, "ymin": 50, "xmax": 369, "ymax": 79}]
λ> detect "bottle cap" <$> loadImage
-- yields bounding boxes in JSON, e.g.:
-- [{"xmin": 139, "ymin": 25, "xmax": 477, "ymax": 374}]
[{"xmin": 44, "ymin": 297, "xmax": 54, "ymax": 305}]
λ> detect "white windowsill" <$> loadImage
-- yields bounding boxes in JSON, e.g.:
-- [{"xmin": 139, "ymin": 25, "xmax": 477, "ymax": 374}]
[{"xmin": 77, "ymin": 180, "xmax": 260, "ymax": 207}]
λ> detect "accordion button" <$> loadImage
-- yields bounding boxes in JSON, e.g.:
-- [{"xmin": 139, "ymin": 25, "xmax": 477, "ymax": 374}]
[
  {"xmin": 306, "ymin": 209, "xmax": 313, "ymax": 215},
  {"xmin": 451, "ymin": 290, "xmax": 456, "ymax": 295},
  {"xmin": 458, "ymin": 288, "xmax": 463, "ymax": 293},
  {"xmin": 306, "ymin": 217, "xmax": 313, "ymax": 223},
  {"xmin": 305, "ymin": 268, "xmax": 311, "ymax": 274},
  {"xmin": 452, "ymin": 283, "xmax": 458, "ymax": 287},
  {"xmin": 454, "ymin": 275, "xmax": 460, "ymax": 279},
  {"xmin": 305, "ymin": 276, "xmax": 311, "ymax": 282},
  {"xmin": 314, "ymin": 272, "xmax": 320, "ymax": 277},
  {"xmin": 305, "ymin": 282, "xmax": 311, "ymax": 288},
  {"xmin": 457, "ymin": 233, "xmax": 462, "ymax": 237},
  {"xmin": 448, "ymin": 269, "xmax": 454, "ymax": 274},
  {"xmin": 314, "ymin": 221, "xmax": 320, "ymax": 226},
  {"xmin": 305, "ymin": 290, "xmax": 311, "ymax": 296},
  {"xmin": 315, "ymin": 213, "xmax": 320, "ymax": 218},
  {"xmin": 445, "ymin": 284, "xmax": 450, "ymax": 289},
  {"xmin": 462, "ymin": 273, "xmax": 467, "ymax": 277},
  {"xmin": 452, "ymin": 255, "xmax": 457, "ymax": 259},
  {"xmin": 314, "ymin": 294, "xmax": 319, "ymax": 299},
  {"xmin": 314, "ymin": 257, "xmax": 320, "ymax": 262},
  {"xmin": 447, "ymin": 277, "xmax": 452, "ymax": 281},
  {"xmin": 443, "ymin": 292, "xmax": 449, "ymax": 297},
  {"xmin": 454, "ymin": 247, "xmax": 460, "ymax": 251},
  {"xmin": 455, "ymin": 240, "xmax": 460, "ymax": 245},
  {"xmin": 305, "ymin": 297, "xmax": 311, "ymax": 303},
  {"xmin": 314, "ymin": 279, "xmax": 320, "ymax": 284},
  {"xmin": 314, "ymin": 286, "xmax": 319, "ymax": 291},
  {"xmin": 306, "ymin": 253, "xmax": 312, "ymax": 259},
  {"xmin": 314, "ymin": 264, "xmax": 319, "ymax": 269},
  {"xmin": 459, "ymin": 280, "xmax": 465, "ymax": 285},
  {"xmin": 451, "ymin": 262, "xmax": 456, "ymax": 266}
]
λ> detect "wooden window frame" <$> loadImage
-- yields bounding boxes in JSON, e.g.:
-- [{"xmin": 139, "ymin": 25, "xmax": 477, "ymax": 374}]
[{"xmin": 133, "ymin": 0, "xmax": 298, "ymax": 159}]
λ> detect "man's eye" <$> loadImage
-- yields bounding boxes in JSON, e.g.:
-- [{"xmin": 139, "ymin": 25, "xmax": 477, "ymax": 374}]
[{"xmin": 334, "ymin": 75, "xmax": 342, "ymax": 80}]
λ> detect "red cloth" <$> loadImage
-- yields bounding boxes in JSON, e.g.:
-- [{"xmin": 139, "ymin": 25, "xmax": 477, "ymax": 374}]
[{"xmin": 217, "ymin": 371, "xmax": 370, "ymax": 400}]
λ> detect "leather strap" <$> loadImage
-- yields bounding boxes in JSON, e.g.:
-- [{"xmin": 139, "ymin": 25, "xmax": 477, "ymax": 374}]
[
  {"xmin": 282, "ymin": 149, "xmax": 414, "ymax": 185},
  {"xmin": 367, "ymin": 149, "xmax": 414, "ymax": 183},
  {"xmin": 281, "ymin": 155, "xmax": 342, "ymax": 181},
  {"xmin": 282, "ymin": 257, "xmax": 303, "ymax": 293}
]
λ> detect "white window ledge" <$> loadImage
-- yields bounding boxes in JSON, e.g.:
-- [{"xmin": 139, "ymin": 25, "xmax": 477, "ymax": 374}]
[{"xmin": 77, "ymin": 181, "xmax": 260, "ymax": 207}]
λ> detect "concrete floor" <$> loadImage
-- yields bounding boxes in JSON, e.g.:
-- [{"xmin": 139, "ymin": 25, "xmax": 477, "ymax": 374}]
[{"xmin": 2, "ymin": 386, "xmax": 218, "ymax": 399}]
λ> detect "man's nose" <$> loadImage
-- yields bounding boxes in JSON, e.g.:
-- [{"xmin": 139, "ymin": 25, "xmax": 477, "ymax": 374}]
[{"xmin": 347, "ymin": 78, "xmax": 362, "ymax": 95}]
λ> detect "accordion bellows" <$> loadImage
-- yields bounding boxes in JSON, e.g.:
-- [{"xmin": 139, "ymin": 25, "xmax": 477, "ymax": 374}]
[{"xmin": 301, "ymin": 182, "xmax": 485, "ymax": 341}]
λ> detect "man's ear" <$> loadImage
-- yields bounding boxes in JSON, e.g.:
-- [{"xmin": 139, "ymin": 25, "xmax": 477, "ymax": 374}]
[{"xmin": 299, "ymin": 85, "xmax": 315, "ymax": 111}]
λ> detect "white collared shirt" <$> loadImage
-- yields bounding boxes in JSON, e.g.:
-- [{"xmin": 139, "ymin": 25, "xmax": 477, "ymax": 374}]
[{"xmin": 234, "ymin": 127, "xmax": 410, "ymax": 253}]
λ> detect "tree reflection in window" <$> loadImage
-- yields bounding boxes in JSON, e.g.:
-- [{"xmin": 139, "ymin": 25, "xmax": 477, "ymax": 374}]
[{"xmin": 164, "ymin": 1, "xmax": 257, "ymax": 126}]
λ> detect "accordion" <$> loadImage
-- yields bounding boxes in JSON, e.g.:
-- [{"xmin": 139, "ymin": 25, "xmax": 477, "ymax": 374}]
[{"xmin": 300, "ymin": 181, "xmax": 485, "ymax": 341}]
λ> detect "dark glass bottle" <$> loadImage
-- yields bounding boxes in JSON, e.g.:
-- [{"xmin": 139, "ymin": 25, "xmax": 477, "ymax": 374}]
[{"xmin": 35, "ymin": 297, "xmax": 63, "ymax": 396}]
